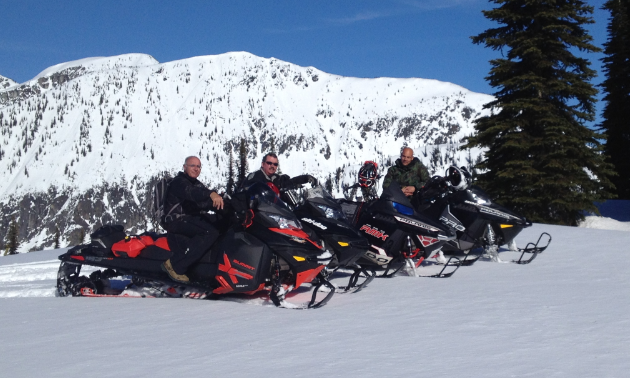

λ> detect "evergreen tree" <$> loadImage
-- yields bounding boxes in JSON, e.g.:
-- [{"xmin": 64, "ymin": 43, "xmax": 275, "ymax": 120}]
[
  {"xmin": 237, "ymin": 138, "xmax": 248, "ymax": 188},
  {"xmin": 226, "ymin": 144, "xmax": 236, "ymax": 195},
  {"xmin": 6, "ymin": 216, "xmax": 19, "ymax": 254},
  {"xmin": 600, "ymin": 0, "xmax": 630, "ymax": 199},
  {"xmin": 465, "ymin": 0, "xmax": 614, "ymax": 225},
  {"xmin": 54, "ymin": 227, "xmax": 61, "ymax": 249},
  {"xmin": 79, "ymin": 228, "xmax": 86, "ymax": 245}
]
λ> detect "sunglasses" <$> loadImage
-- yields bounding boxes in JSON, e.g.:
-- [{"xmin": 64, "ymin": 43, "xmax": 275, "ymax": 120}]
[{"xmin": 265, "ymin": 161, "xmax": 279, "ymax": 167}]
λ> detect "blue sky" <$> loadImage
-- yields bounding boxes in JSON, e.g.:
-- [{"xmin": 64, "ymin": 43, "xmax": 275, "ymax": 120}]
[{"xmin": 1, "ymin": 0, "xmax": 609, "ymax": 121}]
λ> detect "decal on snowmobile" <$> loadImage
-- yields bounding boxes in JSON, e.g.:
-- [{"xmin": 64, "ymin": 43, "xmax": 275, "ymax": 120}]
[
  {"xmin": 417, "ymin": 235, "xmax": 439, "ymax": 247},
  {"xmin": 218, "ymin": 254, "xmax": 254, "ymax": 284},
  {"xmin": 359, "ymin": 224, "xmax": 389, "ymax": 241},
  {"xmin": 364, "ymin": 246, "xmax": 393, "ymax": 265},
  {"xmin": 233, "ymin": 259, "xmax": 255, "ymax": 271},
  {"xmin": 439, "ymin": 216, "xmax": 466, "ymax": 232},
  {"xmin": 300, "ymin": 218, "xmax": 328, "ymax": 230},
  {"xmin": 465, "ymin": 201, "xmax": 520, "ymax": 220},
  {"xmin": 393, "ymin": 216, "xmax": 441, "ymax": 232}
]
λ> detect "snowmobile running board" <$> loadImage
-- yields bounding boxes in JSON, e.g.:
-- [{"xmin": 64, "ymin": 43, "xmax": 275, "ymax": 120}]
[{"xmin": 512, "ymin": 232, "xmax": 552, "ymax": 265}]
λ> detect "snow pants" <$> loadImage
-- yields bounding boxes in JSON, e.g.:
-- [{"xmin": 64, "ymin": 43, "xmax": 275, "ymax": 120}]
[{"xmin": 166, "ymin": 215, "xmax": 220, "ymax": 275}]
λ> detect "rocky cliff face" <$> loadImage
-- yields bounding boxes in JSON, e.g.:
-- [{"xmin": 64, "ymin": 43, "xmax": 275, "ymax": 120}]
[
  {"xmin": 0, "ymin": 75, "xmax": 17, "ymax": 90},
  {"xmin": 0, "ymin": 52, "xmax": 492, "ymax": 252}
]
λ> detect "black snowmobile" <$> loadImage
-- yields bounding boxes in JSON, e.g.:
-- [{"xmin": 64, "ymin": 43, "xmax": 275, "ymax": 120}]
[
  {"xmin": 281, "ymin": 184, "xmax": 374, "ymax": 293},
  {"xmin": 416, "ymin": 166, "xmax": 552, "ymax": 265},
  {"xmin": 57, "ymin": 182, "xmax": 335, "ymax": 309},
  {"xmin": 340, "ymin": 180, "xmax": 460, "ymax": 278}
]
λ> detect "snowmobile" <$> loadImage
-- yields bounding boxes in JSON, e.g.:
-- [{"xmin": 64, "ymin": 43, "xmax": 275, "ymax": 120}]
[
  {"xmin": 57, "ymin": 182, "xmax": 335, "ymax": 309},
  {"xmin": 280, "ymin": 184, "xmax": 374, "ymax": 293},
  {"xmin": 415, "ymin": 166, "xmax": 551, "ymax": 265},
  {"xmin": 339, "ymin": 180, "xmax": 460, "ymax": 278}
]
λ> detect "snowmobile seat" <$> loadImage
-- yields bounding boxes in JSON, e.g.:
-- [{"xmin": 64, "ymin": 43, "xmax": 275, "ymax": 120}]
[
  {"xmin": 139, "ymin": 245, "xmax": 173, "ymax": 261},
  {"xmin": 90, "ymin": 224, "xmax": 126, "ymax": 250}
]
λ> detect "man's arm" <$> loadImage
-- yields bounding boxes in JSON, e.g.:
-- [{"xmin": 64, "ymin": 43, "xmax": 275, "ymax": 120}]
[
  {"xmin": 383, "ymin": 167, "xmax": 395, "ymax": 189},
  {"xmin": 170, "ymin": 177, "xmax": 216, "ymax": 207}
]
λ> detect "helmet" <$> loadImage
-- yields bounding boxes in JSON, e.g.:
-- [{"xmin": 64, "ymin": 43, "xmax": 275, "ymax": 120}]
[
  {"xmin": 358, "ymin": 161, "xmax": 378, "ymax": 188},
  {"xmin": 446, "ymin": 166, "xmax": 470, "ymax": 190}
]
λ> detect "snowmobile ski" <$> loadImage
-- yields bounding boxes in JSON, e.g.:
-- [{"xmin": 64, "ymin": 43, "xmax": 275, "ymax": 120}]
[
  {"xmin": 510, "ymin": 232, "xmax": 552, "ymax": 265},
  {"xmin": 269, "ymin": 272, "xmax": 336, "ymax": 309}
]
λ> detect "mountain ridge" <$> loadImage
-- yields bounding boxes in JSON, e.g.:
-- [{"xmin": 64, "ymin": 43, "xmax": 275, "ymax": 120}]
[{"xmin": 0, "ymin": 52, "xmax": 492, "ymax": 251}]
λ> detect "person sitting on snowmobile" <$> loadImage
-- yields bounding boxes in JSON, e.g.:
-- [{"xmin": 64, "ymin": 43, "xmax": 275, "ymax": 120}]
[
  {"xmin": 161, "ymin": 156, "xmax": 225, "ymax": 283},
  {"xmin": 383, "ymin": 147, "xmax": 430, "ymax": 197},
  {"xmin": 240, "ymin": 152, "xmax": 317, "ymax": 192}
]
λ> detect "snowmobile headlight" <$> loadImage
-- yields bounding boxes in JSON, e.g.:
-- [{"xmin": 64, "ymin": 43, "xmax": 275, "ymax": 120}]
[
  {"xmin": 268, "ymin": 214, "xmax": 302, "ymax": 230},
  {"xmin": 393, "ymin": 202, "xmax": 414, "ymax": 215},
  {"xmin": 316, "ymin": 205, "xmax": 344, "ymax": 220}
]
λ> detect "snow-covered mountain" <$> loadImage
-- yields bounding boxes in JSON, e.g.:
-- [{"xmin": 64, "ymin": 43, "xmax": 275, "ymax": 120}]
[
  {"xmin": 0, "ymin": 75, "xmax": 17, "ymax": 90},
  {"xmin": 0, "ymin": 52, "xmax": 492, "ymax": 251}
]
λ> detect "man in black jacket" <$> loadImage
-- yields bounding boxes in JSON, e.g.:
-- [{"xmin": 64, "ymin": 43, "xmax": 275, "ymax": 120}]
[
  {"xmin": 161, "ymin": 156, "xmax": 224, "ymax": 283},
  {"xmin": 240, "ymin": 152, "xmax": 316, "ymax": 190}
]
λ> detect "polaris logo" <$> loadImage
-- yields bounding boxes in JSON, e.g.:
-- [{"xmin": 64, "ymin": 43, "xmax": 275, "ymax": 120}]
[
  {"xmin": 301, "ymin": 218, "xmax": 328, "ymax": 230},
  {"xmin": 394, "ymin": 216, "xmax": 441, "ymax": 232},
  {"xmin": 439, "ymin": 216, "xmax": 466, "ymax": 232},
  {"xmin": 360, "ymin": 224, "xmax": 389, "ymax": 241}
]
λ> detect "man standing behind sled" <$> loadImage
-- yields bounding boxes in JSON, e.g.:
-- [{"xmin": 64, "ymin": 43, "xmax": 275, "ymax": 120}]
[
  {"xmin": 383, "ymin": 147, "xmax": 430, "ymax": 197},
  {"xmin": 161, "ymin": 156, "xmax": 224, "ymax": 283}
]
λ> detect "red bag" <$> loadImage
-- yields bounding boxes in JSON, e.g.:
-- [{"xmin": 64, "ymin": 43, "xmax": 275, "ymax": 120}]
[{"xmin": 111, "ymin": 236, "xmax": 153, "ymax": 258}]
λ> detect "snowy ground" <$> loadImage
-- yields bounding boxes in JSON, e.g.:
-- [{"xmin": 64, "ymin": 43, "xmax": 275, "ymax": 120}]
[
  {"xmin": 580, "ymin": 200, "xmax": 630, "ymax": 232},
  {"xmin": 1, "ymin": 223, "xmax": 629, "ymax": 377}
]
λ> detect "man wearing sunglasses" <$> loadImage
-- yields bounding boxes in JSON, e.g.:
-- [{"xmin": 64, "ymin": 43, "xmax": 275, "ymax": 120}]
[
  {"xmin": 241, "ymin": 152, "xmax": 317, "ymax": 190},
  {"xmin": 160, "ymin": 156, "xmax": 225, "ymax": 283}
]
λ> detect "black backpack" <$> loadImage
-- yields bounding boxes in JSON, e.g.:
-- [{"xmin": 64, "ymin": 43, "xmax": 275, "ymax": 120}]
[{"xmin": 152, "ymin": 176, "xmax": 178, "ymax": 229}]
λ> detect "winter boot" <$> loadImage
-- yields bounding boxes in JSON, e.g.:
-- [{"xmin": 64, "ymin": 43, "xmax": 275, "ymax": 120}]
[{"xmin": 161, "ymin": 259, "xmax": 190, "ymax": 283}]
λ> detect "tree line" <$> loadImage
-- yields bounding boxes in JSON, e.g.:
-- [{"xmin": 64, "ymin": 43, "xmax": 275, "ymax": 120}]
[{"xmin": 465, "ymin": 0, "xmax": 629, "ymax": 226}]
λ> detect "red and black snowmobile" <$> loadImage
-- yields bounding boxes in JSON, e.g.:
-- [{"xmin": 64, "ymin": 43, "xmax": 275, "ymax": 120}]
[
  {"xmin": 416, "ymin": 166, "xmax": 551, "ymax": 265},
  {"xmin": 57, "ymin": 182, "xmax": 335, "ymax": 309},
  {"xmin": 340, "ymin": 180, "xmax": 460, "ymax": 278}
]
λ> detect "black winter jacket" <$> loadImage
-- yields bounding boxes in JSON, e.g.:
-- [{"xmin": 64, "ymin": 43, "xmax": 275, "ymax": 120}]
[
  {"xmin": 240, "ymin": 169, "xmax": 313, "ymax": 190},
  {"xmin": 164, "ymin": 172, "xmax": 217, "ymax": 223}
]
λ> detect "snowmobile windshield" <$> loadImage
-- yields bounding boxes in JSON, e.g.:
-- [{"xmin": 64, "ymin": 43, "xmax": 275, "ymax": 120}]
[
  {"xmin": 304, "ymin": 185, "xmax": 346, "ymax": 221},
  {"xmin": 246, "ymin": 182, "xmax": 295, "ymax": 217},
  {"xmin": 469, "ymin": 185, "xmax": 491, "ymax": 205},
  {"xmin": 304, "ymin": 185, "xmax": 334, "ymax": 200},
  {"xmin": 381, "ymin": 180, "xmax": 415, "ymax": 210}
]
